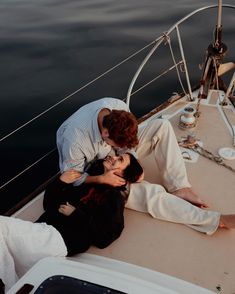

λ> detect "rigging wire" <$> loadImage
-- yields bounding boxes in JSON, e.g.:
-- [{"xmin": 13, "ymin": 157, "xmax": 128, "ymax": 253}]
[
  {"xmin": 0, "ymin": 148, "xmax": 57, "ymax": 190},
  {"xmin": 0, "ymin": 39, "xmax": 188, "ymax": 192},
  {"xmin": 1, "ymin": 36, "xmax": 187, "ymax": 190},
  {"xmin": 130, "ymin": 61, "xmax": 183, "ymax": 97},
  {"xmin": 166, "ymin": 35, "xmax": 188, "ymax": 98},
  {"xmin": 0, "ymin": 41, "xmax": 157, "ymax": 191},
  {"xmin": 213, "ymin": 58, "xmax": 235, "ymax": 147},
  {"xmin": 0, "ymin": 40, "xmax": 156, "ymax": 143}
]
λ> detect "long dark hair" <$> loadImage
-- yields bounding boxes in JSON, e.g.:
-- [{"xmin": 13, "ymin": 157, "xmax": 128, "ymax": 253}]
[
  {"xmin": 81, "ymin": 153, "xmax": 143, "ymax": 204},
  {"xmin": 123, "ymin": 153, "xmax": 143, "ymax": 183},
  {"xmin": 81, "ymin": 154, "xmax": 143, "ymax": 204},
  {"xmin": 87, "ymin": 153, "xmax": 143, "ymax": 183}
]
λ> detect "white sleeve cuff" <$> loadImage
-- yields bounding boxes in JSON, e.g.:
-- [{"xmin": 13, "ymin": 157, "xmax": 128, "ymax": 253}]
[{"xmin": 73, "ymin": 172, "xmax": 89, "ymax": 186}]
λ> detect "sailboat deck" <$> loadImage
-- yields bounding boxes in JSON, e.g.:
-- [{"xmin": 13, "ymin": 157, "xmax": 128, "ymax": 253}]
[
  {"xmin": 81, "ymin": 92, "xmax": 235, "ymax": 293},
  {"xmin": 14, "ymin": 91, "xmax": 235, "ymax": 293}
]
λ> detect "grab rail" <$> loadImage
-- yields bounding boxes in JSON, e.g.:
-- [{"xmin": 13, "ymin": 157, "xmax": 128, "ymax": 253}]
[{"xmin": 126, "ymin": 4, "xmax": 235, "ymax": 107}]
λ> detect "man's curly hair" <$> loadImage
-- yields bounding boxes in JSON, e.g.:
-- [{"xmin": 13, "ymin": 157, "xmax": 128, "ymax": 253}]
[{"xmin": 102, "ymin": 110, "xmax": 139, "ymax": 148}]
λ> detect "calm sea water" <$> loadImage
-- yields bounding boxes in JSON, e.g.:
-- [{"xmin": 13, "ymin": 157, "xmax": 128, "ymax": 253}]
[{"xmin": 0, "ymin": 0, "xmax": 234, "ymax": 213}]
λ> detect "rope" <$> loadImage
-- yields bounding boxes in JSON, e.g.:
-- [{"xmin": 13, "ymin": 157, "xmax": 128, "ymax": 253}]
[
  {"xmin": 213, "ymin": 56, "xmax": 220, "ymax": 90},
  {"xmin": 0, "ymin": 41, "xmax": 156, "ymax": 143},
  {"xmin": 189, "ymin": 144, "xmax": 235, "ymax": 173},
  {"xmin": 179, "ymin": 136, "xmax": 235, "ymax": 173}
]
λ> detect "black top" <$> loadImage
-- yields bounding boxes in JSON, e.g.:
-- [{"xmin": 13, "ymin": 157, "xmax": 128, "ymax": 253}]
[{"xmin": 36, "ymin": 161, "xmax": 125, "ymax": 256}]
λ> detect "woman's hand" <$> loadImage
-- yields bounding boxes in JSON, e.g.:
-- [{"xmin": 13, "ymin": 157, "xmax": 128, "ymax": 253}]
[
  {"xmin": 60, "ymin": 169, "xmax": 81, "ymax": 184},
  {"xmin": 58, "ymin": 202, "xmax": 76, "ymax": 216}
]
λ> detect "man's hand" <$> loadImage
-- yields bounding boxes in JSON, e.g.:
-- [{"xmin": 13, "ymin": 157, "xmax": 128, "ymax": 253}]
[
  {"xmin": 58, "ymin": 202, "xmax": 76, "ymax": 216},
  {"xmin": 60, "ymin": 169, "xmax": 81, "ymax": 184},
  {"xmin": 100, "ymin": 169, "xmax": 126, "ymax": 187}
]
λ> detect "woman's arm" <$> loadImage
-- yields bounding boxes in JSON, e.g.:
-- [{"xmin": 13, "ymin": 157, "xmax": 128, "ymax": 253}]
[
  {"xmin": 59, "ymin": 170, "xmax": 81, "ymax": 184},
  {"xmin": 43, "ymin": 170, "xmax": 81, "ymax": 211}
]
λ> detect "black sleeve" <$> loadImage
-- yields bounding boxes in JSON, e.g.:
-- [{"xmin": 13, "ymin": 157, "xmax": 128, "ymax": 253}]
[
  {"xmin": 60, "ymin": 206, "xmax": 92, "ymax": 256},
  {"xmin": 43, "ymin": 177, "xmax": 73, "ymax": 211},
  {"xmin": 36, "ymin": 204, "xmax": 91, "ymax": 255},
  {"xmin": 91, "ymin": 190, "xmax": 125, "ymax": 249}
]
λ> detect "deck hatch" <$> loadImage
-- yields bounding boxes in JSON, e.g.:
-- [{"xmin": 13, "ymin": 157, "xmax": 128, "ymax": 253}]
[{"xmin": 34, "ymin": 275, "xmax": 127, "ymax": 294}]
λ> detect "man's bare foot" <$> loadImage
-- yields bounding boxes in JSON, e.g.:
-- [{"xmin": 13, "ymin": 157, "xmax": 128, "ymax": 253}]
[
  {"xmin": 220, "ymin": 215, "xmax": 235, "ymax": 229},
  {"xmin": 172, "ymin": 187, "xmax": 208, "ymax": 208}
]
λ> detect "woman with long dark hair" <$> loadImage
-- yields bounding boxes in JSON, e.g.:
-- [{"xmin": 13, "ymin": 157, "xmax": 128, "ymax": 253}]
[{"xmin": 0, "ymin": 153, "xmax": 143, "ymax": 291}]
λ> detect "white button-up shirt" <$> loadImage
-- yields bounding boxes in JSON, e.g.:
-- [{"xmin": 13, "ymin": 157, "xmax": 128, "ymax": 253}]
[{"xmin": 56, "ymin": 97, "xmax": 130, "ymax": 185}]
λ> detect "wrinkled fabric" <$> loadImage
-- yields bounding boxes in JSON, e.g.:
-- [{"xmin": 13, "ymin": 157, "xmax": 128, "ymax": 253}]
[
  {"xmin": 126, "ymin": 181, "xmax": 220, "ymax": 235},
  {"xmin": 0, "ymin": 216, "xmax": 67, "ymax": 291}
]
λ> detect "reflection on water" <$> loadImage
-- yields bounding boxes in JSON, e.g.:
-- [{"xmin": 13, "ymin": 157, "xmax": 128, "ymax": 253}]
[{"xmin": 0, "ymin": 0, "xmax": 234, "ymax": 213}]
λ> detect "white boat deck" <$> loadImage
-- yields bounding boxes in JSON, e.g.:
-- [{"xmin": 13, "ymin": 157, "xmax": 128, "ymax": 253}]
[
  {"xmin": 7, "ymin": 255, "xmax": 214, "ymax": 294},
  {"xmin": 14, "ymin": 90, "xmax": 235, "ymax": 293},
  {"xmin": 81, "ymin": 91, "xmax": 235, "ymax": 293}
]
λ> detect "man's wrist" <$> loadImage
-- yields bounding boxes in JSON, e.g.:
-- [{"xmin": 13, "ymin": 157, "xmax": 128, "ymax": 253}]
[
  {"xmin": 97, "ymin": 174, "xmax": 104, "ymax": 184},
  {"xmin": 85, "ymin": 174, "xmax": 104, "ymax": 184},
  {"xmin": 73, "ymin": 172, "xmax": 88, "ymax": 186}
]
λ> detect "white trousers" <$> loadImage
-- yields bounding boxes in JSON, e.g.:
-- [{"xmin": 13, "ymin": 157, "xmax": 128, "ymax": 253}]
[
  {"xmin": 126, "ymin": 181, "xmax": 220, "ymax": 235},
  {"xmin": 126, "ymin": 119, "xmax": 220, "ymax": 234},
  {"xmin": 137, "ymin": 119, "xmax": 190, "ymax": 192},
  {"xmin": 0, "ymin": 216, "xmax": 67, "ymax": 291}
]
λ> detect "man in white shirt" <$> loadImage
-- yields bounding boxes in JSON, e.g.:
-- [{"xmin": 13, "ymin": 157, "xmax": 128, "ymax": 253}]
[{"xmin": 57, "ymin": 97, "xmax": 135, "ymax": 186}]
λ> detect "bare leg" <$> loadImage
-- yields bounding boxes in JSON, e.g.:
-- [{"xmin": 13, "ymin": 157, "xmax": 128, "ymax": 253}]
[
  {"xmin": 172, "ymin": 187, "xmax": 208, "ymax": 208},
  {"xmin": 220, "ymin": 215, "xmax": 235, "ymax": 229}
]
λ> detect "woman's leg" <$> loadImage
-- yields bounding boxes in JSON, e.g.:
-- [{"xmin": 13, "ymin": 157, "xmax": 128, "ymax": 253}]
[
  {"xmin": 126, "ymin": 181, "xmax": 220, "ymax": 235},
  {"xmin": 0, "ymin": 216, "xmax": 67, "ymax": 291}
]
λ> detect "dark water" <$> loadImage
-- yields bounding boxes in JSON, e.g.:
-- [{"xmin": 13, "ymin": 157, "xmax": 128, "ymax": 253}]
[{"xmin": 0, "ymin": 0, "xmax": 234, "ymax": 214}]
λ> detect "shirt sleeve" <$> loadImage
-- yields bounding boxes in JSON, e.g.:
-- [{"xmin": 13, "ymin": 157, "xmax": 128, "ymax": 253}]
[
  {"xmin": 59, "ymin": 136, "xmax": 87, "ymax": 172},
  {"xmin": 57, "ymin": 128, "xmax": 91, "ymax": 186},
  {"xmin": 73, "ymin": 172, "xmax": 89, "ymax": 186}
]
